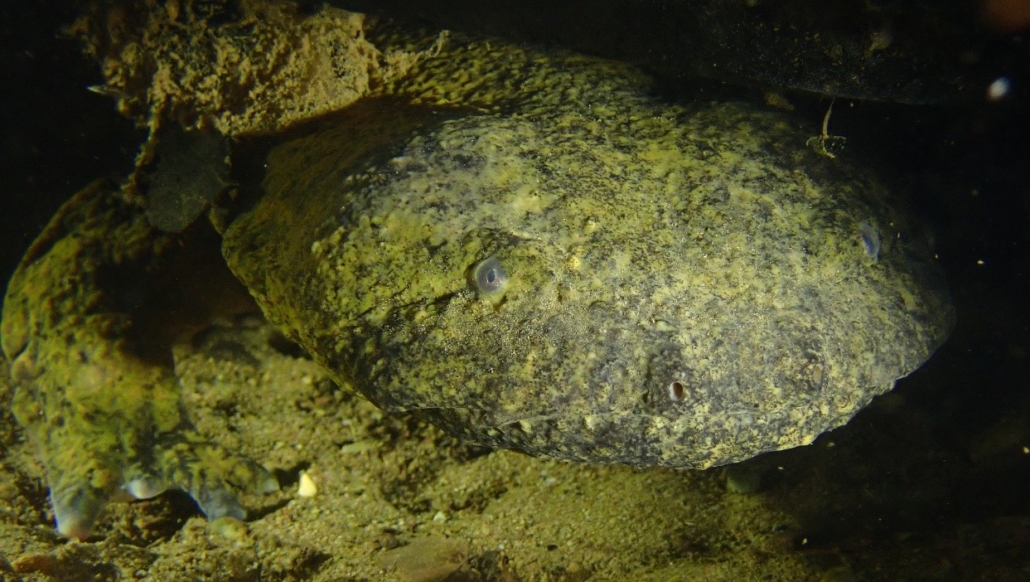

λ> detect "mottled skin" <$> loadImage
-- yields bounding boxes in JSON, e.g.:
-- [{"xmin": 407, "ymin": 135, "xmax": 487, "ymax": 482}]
[
  {"xmin": 227, "ymin": 43, "xmax": 953, "ymax": 467},
  {"xmin": 2, "ymin": 26, "xmax": 951, "ymax": 538},
  {"xmin": 1, "ymin": 182, "xmax": 277, "ymax": 539}
]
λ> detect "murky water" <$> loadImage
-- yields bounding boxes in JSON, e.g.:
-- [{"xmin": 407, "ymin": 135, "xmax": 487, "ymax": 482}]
[{"xmin": 2, "ymin": 2, "xmax": 1028, "ymax": 580}]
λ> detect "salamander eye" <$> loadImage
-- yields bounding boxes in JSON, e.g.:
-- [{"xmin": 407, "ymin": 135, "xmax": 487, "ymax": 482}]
[
  {"xmin": 474, "ymin": 257, "xmax": 507, "ymax": 293},
  {"xmin": 859, "ymin": 221, "xmax": 881, "ymax": 260}
]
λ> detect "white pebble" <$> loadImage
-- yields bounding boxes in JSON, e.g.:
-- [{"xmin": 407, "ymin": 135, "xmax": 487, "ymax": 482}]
[
  {"xmin": 298, "ymin": 471, "xmax": 318, "ymax": 497},
  {"xmin": 987, "ymin": 77, "xmax": 1011, "ymax": 101}
]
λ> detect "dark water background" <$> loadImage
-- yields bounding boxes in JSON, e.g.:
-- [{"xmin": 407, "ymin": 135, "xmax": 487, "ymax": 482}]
[{"xmin": 2, "ymin": 1, "xmax": 1029, "ymax": 578}]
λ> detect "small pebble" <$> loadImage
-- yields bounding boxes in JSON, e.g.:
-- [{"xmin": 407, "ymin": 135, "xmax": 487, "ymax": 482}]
[
  {"xmin": 208, "ymin": 516, "xmax": 250, "ymax": 543},
  {"xmin": 379, "ymin": 536, "xmax": 467, "ymax": 582},
  {"xmin": 298, "ymin": 471, "xmax": 318, "ymax": 497},
  {"xmin": 987, "ymin": 76, "xmax": 1011, "ymax": 101}
]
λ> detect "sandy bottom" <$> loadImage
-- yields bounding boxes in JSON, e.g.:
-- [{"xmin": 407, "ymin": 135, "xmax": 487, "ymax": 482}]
[{"xmin": 0, "ymin": 315, "xmax": 1027, "ymax": 581}]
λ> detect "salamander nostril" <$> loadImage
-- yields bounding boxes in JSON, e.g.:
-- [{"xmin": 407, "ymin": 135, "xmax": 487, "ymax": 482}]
[{"xmin": 668, "ymin": 380, "xmax": 686, "ymax": 402}]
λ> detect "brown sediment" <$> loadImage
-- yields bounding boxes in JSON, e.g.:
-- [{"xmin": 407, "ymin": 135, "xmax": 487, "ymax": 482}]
[{"xmin": 68, "ymin": 0, "xmax": 429, "ymax": 137}]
